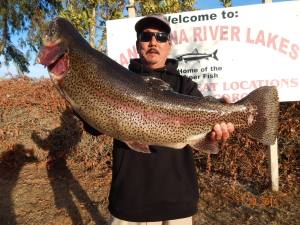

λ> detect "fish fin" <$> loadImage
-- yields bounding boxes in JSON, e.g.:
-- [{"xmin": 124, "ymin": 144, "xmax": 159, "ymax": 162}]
[
  {"xmin": 142, "ymin": 76, "xmax": 173, "ymax": 91},
  {"xmin": 192, "ymin": 48, "xmax": 198, "ymax": 54},
  {"xmin": 125, "ymin": 141, "xmax": 151, "ymax": 154},
  {"xmin": 236, "ymin": 86, "xmax": 279, "ymax": 145},
  {"xmin": 189, "ymin": 136, "xmax": 220, "ymax": 154},
  {"xmin": 212, "ymin": 49, "xmax": 218, "ymax": 61}
]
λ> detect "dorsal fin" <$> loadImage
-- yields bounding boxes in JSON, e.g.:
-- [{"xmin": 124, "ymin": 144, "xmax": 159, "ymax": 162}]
[{"xmin": 192, "ymin": 48, "xmax": 199, "ymax": 54}]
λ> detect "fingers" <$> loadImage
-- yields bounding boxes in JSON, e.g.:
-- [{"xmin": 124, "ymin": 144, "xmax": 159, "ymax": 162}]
[
  {"xmin": 210, "ymin": 130, "xmax": 216, "ymax": 142},
  {"xmin": 212, "ymin": 124, "xmax": 222, "ymax": 141},
  {"xmin": 220, "ymin": 122, "xmax": 230, "ymax": 140},
  {"xmin": 211, "ymin": 122, "xmax": 235, "ymax": 142},
  {"xmin": 220, "ymin": 95, "xmax": 231, "ymax": 104}
]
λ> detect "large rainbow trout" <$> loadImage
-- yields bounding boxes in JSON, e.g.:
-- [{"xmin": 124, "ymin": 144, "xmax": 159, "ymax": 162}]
[{"xmin": 37, "ymin": 17, "xmax": 279, "ymax": 154}]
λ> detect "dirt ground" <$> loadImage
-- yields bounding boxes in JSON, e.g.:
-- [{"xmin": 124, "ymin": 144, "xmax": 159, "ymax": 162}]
[{"xmin": 0, "ymin": 77, "xmax": 299, "ymax": 225}]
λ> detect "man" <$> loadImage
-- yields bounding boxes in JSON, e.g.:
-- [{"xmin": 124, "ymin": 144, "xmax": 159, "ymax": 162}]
[{"xmin": 105, "ymin": 15, "xmax": 234, "ymax": 225}]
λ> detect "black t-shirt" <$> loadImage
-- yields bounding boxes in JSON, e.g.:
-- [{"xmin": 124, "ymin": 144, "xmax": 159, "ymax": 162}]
[{"xmin": 106, "ymin": 59, "xmax": 204, "ymax": 222}]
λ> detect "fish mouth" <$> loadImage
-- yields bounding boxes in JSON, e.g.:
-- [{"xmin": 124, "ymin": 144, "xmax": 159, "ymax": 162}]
[
  {"xmin": 37, "ymin": 42, "xmax": 69, "ymax": 83},
  {"xmin": 48, "ymin": 53, "xmax": 69, "ymax": 83}
]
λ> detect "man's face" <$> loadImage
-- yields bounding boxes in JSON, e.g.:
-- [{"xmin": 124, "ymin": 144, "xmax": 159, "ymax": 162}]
[{"xmin": 137, "ymin": 28, "xmax": 171, "ymax": 70}]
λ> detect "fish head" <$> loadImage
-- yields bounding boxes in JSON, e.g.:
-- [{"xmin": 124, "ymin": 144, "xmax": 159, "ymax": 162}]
[{"xmin": 37, "ymin": 17, "xmax": 85, "ymax": 84}]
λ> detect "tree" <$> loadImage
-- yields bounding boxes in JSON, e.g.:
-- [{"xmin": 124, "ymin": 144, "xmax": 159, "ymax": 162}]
[
  {"xmin": 136, "ymin": 0, "xmax": 196, "ymax": 15},
  {"xmin": 59, "ymin": 0, "xmax": 125, "ymax": 51},
  {"xmin": 0, "ymin": 0, "xmax": 125, "ymax": 73},
  {"xmin": 219, "ymin": 0, "xmax": 232, "ymax": 7},
  {"xmin": 1, "ymin": 0, "xmax": 200, "ymax": 74},
  {"xmin": 0, "ymin": 0, "xmax": 62, "ymax": 73}
]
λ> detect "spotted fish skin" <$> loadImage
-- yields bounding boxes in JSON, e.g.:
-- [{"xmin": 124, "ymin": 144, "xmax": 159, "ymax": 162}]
[{"xmin": 37, "ymin": 17, "xmax": 279, "ymax": 153}]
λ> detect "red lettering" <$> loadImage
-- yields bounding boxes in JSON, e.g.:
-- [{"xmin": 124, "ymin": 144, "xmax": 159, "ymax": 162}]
[
  {"xmin": 208, "ymin": 83, "xmax": 217, "ymax": 91},
  {"xmin": 249, "ymin": 80, "xmax": 258, "ymax": 89},
  {"xmin": 220, "ymin": 26, "xmax": 228, "ymax": 41},
  {"xmin": 255, "ymin": 80, "xmax": 267, "ymax": 88},
  {"xmin": 270, "ymin": 79, "xmax": 280, "ymax": 87},
  {"xmin": 240, "ymin": 81, "xmax": 249, "ymax": 89},
  {"xmin": 209, "ymin": 26, "xmax": 219, "ymax": 40},
  {"xmin": 119, "ymin": 53, "xmax": 129, "ymax": 66},
  {"xmin": 290, "ymin": 78, "xmax": 299, "ymax": 87},
  {"xmin": 246, "ymin": 28, "xmax": 254, "ymax": 44},
  {"xmin": 289, "ymin": 43, "xmax": 299, "ymax": 60},
  {"xmin": 266, "ymin": 33, "xmax": 278, "ymax": 50},
  {"xmin": 255, "ymin": 30, "xmax": 266, "ymax": 46},
  {"xmin": 199, "ymin": 83, "xmax": 217, "ymax": 92},
  {"xmin": 279, "ymin": 38, "xmax": 289, "ymax": 55},
  {"xmin": 280, "ymin": 79, "xmax": 289, "ymax": 88},
  {"xmin": 193, "ymin": 27, "xmax": 206, "ymax": 42},
  {"xmin": 231, "ymin": 93, "xmax": 240, "ymax": 103},
  {"xmin": 127, "ymin": 46, "xmax": 138, "ymax": 59},
  {"xmin": 231, "ymin": 26, "xmax": 240, "ymax": 42},
  {"xmin": 170, "ymin": 30, "xmax": 178, "ymax": 45},
  {"xmin": 179, "ymin": 29, "xmax": 189, "ymax": 44},
  {"xmin": 223, "ymin": 82, "xmax": 230, "ymax": 91},
  {"xmin": 231, "ymin": 82, "xmax": 239, "ymax": 90}
]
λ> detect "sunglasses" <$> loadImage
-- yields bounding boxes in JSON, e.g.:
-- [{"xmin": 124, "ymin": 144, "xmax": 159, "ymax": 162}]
[{"xmin": 138, "ymin": 32, "xmax": 169, "ymax": 43}]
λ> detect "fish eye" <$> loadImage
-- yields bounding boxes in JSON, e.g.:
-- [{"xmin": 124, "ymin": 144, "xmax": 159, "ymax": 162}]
[
  {"xmin": 47, "ymin": 24, "xmax": 56, "ymax": 37},
  {"xmin": 50, "ymin": 27, "xmax": 56, "ymax": 36}
]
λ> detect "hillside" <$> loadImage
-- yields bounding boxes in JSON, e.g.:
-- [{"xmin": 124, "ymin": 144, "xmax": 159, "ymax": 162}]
[{"xmin": 0, "ymin": 77, "xmax": 299, "ymax": 224}]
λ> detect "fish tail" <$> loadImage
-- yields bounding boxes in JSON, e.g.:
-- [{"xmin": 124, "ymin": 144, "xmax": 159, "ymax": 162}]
[
  {"xmin": 237, "ymin": 86, "xmax": 279, "ymax": 145},
  {"xmin": 212, "ymin": 50, "xmax": 218, "ymax": 61}
]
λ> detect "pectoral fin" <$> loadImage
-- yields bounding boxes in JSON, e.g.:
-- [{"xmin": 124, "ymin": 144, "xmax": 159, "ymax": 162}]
[
  {"xmin": 189, "ymin": 136, "xmax": 220, "ymax": 154},
  {"xmin": 125, "ymin": 141, "xmax": 151, "ymax": 154}
]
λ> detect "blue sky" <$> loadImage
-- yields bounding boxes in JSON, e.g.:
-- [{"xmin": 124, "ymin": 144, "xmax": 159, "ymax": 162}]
[
  {"xmin": 0, "ymin": 0, "xmax": 294, "ymax": 78},
  {"xmin": 196, "ymin": 0, "xmax": 293, "ymax": 9}
]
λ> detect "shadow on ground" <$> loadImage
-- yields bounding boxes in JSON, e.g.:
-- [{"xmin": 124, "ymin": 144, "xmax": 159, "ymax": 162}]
[
  {"xmin": 31, "ymin": 109, "xmax": 106, "ymax": 224},
  {"xmin": 0, "ymin": 144, "xmax": 38, "ymax": 225}
]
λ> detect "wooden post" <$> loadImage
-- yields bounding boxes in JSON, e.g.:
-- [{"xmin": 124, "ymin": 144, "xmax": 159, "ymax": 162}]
[
  {"xmin": 268, "ymin": 139, "xmax": 279, "ymax": 191},
  {"xmin": 262, "ymin": 0, "xmax": 279, "ymax": 192},
  {"xmin": 127, "ymin": 0, "xmax": 136, "ymax": 18}
]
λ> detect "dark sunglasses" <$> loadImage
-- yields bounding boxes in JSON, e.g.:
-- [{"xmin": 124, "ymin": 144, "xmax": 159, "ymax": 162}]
[{"xmin": 138, "ymin": 32, "xmax": 169, "ymax": 43}]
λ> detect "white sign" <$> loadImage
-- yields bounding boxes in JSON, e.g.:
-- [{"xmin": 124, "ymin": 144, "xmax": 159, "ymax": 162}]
[{"xmin": 107, "ymin": 1, "xmax": 300, "ymax": 102}]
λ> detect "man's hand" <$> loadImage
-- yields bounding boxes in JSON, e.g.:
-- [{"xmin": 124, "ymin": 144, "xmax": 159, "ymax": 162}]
[
  {"xmin": 210, "ymin": 122, "xmax": 235, "ymax": 142},
  {"xmin": 210, "ymin": 95, "xmax": 235, "ymax": 142}
]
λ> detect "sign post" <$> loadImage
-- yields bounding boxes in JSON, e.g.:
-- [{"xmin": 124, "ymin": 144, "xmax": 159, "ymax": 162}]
[
  {"xmin": 268, "ymin": 139, "xmax": 279, "ymax": 191},
  {"xmin": 261, "ymin": 0, "xmax": 279, "ymax": 192},
  {"xmin": 127, "ymin": 0, "xmax": 136, "ymax": 18}
]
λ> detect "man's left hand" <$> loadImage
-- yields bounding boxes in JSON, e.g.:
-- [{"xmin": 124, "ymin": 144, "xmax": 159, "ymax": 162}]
[
  {"xmin": 210, "ymin": 122, "xmax": 235, "ymax": 142},
  {"xmin": 210, "ymin": 95, "xmax": 235, "ymax": 142}
]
